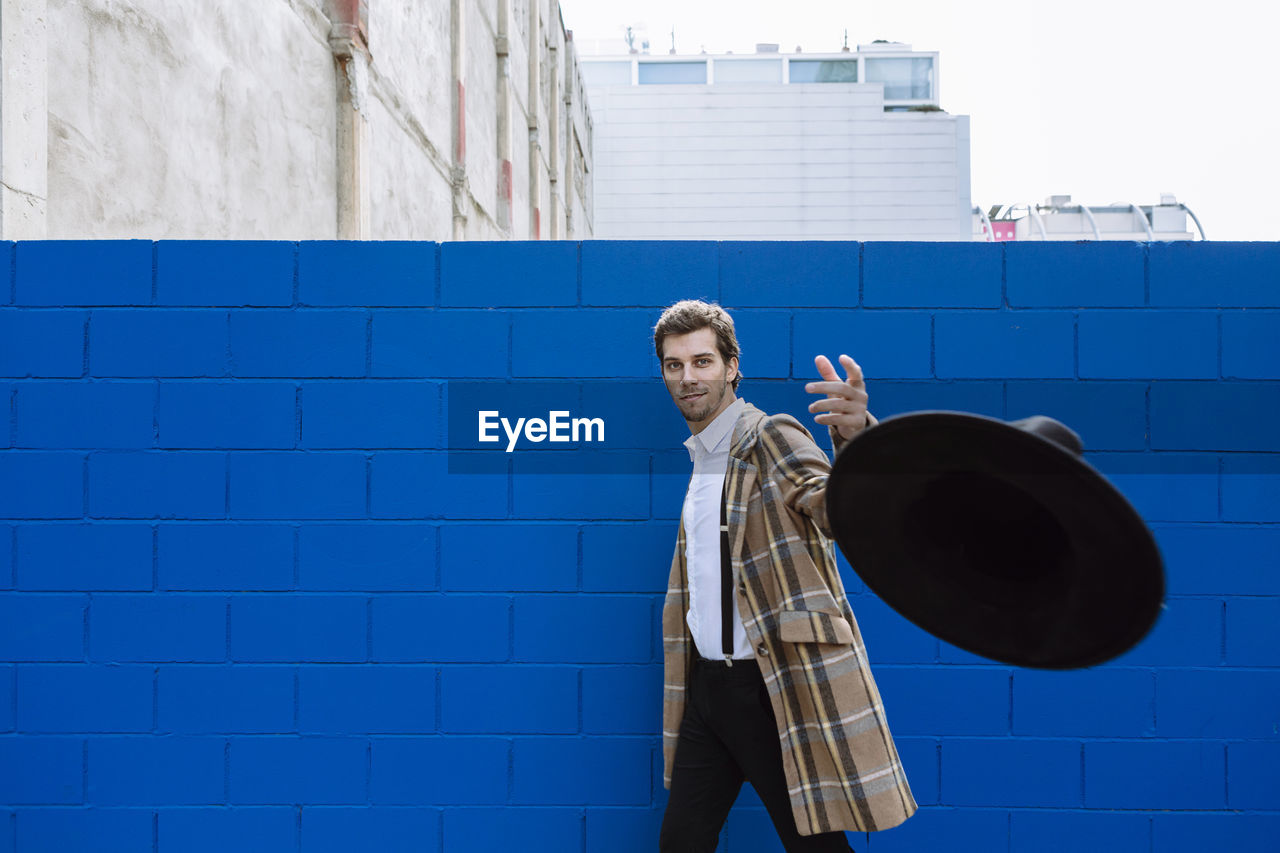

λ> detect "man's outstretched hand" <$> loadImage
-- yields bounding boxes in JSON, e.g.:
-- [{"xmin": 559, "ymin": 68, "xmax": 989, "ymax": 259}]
[{"xmin": 805, "ymin": 354, "xmax": 869, "ymax": 441}]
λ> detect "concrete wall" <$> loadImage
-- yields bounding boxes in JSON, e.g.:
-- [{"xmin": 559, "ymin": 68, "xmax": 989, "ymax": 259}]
[
  {"xmin": 0, "ymin": 0, "xmax": 49, "ymax": 237},
  {"xmin": 21, "ymin": 0, "xmax": 593, "ymax": 241},
  {"xmin": 47, "ymin": 0, "xmax": 338, "ymax": 239},
  {"xmin": 365, "ymin": 0, "xmax": 454, "ymax": 240},
  {"xmin": 1, "ymin": 239, "xmax": 1277, "ymax": 852}
]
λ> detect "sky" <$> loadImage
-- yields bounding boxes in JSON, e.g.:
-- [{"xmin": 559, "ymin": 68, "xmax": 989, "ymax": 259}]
[{"xmin": 556, "ymin": 0, "xmax": 1280, "ymax": 240}]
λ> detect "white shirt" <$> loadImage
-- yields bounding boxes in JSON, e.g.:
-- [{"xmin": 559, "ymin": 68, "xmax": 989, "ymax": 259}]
[{"xmin": 681, "ymin": 396, "xmax": 754, "ymax": 661}]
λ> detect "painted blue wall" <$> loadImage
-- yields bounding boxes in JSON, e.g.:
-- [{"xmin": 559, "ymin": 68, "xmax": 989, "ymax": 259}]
[{"xmin": 1, "ymin": 239, "xmax": 1277, "ymax": 852}]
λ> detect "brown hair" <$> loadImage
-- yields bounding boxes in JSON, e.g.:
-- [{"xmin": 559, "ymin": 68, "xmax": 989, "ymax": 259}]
[{"xmin": 653, "ymin": 300, "xmax": 742, "ymax": 390}]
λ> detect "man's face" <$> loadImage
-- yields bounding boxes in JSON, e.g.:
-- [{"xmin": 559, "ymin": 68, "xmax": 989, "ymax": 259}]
[{"xmin": 660, "ymin": 327, "xmax": 739, "ymax": 428}]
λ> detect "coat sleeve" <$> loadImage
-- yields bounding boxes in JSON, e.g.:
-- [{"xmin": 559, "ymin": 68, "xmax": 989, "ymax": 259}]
[{"xmin": 757, "ymin": 411, "xmax": 877, "ymax": 539}]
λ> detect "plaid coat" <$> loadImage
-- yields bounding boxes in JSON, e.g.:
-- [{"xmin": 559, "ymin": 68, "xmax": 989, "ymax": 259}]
[{"xmin": 662, "ymin": 402, "xmax": 917, "ymax": 836}]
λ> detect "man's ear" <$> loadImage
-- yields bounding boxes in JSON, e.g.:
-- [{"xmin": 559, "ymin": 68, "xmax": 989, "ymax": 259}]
[{"xmin": 727, "ymin": 357, "xmax": 739, "ymax": 384}]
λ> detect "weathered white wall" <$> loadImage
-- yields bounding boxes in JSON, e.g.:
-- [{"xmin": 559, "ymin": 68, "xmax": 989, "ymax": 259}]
[
  {"xmin": 366, "ymin": 90, "xmax": 454, "ymax": 240},
  {"xmin": 464, "ymin": 0, "xmax": 500, "ymax": 235},
  {"xmin": 48, "ymin": 0, "xmax": 337, "ymax": 238},
  {"xmin": 564, "ymin": 37, "xmax": 593, "ymax": 237},
  {"xmin": 586, "ymin": 78, "xmax": 969, "ymax": 240},
  {"xmin": 369, "ymin": 1, "xmax": 452, "ymax": 160},
  {"xmin": 499, "ymin": 0, "xmax": 590, "ymax": 240},
  {"xmin": 366, "ymin": 0, "xmax": 453, "ymax": 239},
  {"xmin": 505, "ymin": 0, "xmax": 529, "ymax": 239},
  {"xmin": 33, "ymin": 0, "xmax": 591, "ymax": 240},
  {"xmin": 0, "ymin": 0, "xmax": 49, "ymax": 238}
]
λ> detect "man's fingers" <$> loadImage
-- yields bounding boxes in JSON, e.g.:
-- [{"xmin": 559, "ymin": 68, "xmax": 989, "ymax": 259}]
[
  {"xmin": 804, "ymin": 380, "xmax": 866, "ymax": 399},
  {"xmin": 814, "ymin": 411, "xmax": 866, "ymax": 427},
  {"xmin": 803, "ymin": 354, "xmax": 869, "ymax": 439},
  {"xmin": 814, "ymin": 354, "xmax": 840, "ymax": 382},
  {"xmin": 813, "ymin": 354, "xmax": 865, "ymax": 390},
  {"xmin": 808, "ymin": 397, "xmax": 863, "ymax": 414},
  {"xmin": 839, "ymin": 354, "xmax": 865, "ymax": 389}
]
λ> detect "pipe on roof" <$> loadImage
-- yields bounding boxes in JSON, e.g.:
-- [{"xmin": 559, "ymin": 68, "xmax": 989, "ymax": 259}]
[
  {"xmin": 975, "ymin": 206, "xmax": 995, "ymax": 242},
  {"xmin": 1025, "ymin": 203, "xmax": 1048, "ymax": 239},
  {"xmin": 1075, "ymin": 202, "xmax": 1101, "ymax": 241},
  {"xmin": 1179, "ymin": 203, "xmax": 1207, "ymax": 240},
  {"xmin": 1113, "ymin": 202, "xmax": 1154, "ymax": 240},
  {"xmin": 992, "ymin": 203, "xmax": 1047, "ymax": 239}
]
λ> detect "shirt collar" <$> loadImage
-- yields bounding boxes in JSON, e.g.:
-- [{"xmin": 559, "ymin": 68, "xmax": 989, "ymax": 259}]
[{"xmin": 683, "ymin": 396, "xmax": 745, "ymax": 457}]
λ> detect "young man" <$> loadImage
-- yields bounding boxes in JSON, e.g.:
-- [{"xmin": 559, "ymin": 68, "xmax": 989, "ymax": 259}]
[{"xmin": 654, "ymin": 300, "xmax": 916, "ymax": 852}]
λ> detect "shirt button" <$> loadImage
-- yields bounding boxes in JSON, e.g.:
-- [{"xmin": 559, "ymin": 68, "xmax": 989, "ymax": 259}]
[{"xmin": 757, "ymin": 644, "xmax": 769, "ymax": 656}]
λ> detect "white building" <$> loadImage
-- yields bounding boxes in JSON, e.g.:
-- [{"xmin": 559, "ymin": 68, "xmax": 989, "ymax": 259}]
[{"xmin": 579, "ymin": 42, "xmax": 971, "ymax": 241}]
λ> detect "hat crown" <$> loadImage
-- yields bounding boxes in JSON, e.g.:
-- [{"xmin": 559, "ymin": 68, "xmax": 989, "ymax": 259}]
[{"xmin": 1009, "ymin": 415, "xmax": 1083, "ymax": 457}]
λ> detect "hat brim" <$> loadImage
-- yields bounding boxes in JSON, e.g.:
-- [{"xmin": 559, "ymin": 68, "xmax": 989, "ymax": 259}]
[{"xmin": 827, "ymin": 411, "xmax": 1164, "ymax": 669}]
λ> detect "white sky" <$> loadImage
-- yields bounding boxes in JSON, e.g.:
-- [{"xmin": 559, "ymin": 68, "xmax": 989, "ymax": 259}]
[{"xmin": 556, "ymin": 0, "xmax": 1280, "ymax": 240}]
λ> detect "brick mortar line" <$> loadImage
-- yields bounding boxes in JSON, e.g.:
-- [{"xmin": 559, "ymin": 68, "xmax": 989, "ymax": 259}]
[
  {"xmin": 1000, "ymin": 241, "xmax": 1008, "ymax": 309},
  {"xmin": 150, "ymin": 243, "xmax": 158, "ymax": 305},
  {"xmin": 1143, "ymin": 242, "xmax": 1151, "ymax": 306},
  {"xmin": 433, "ymin": 245, "xmax": 442, "ymax": 308},
  {"xmin": 290, "ymin": 243, "xmax": 300, "ymax": 307}
]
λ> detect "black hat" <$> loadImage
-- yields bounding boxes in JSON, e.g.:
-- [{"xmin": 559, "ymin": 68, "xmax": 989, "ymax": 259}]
[{"xmin": 826, "ymin": 411, "xmax": 1164, "ymax": 669}]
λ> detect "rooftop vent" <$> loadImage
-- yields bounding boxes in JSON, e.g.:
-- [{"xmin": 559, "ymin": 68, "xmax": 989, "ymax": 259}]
[{"xmin": 755, "ymin": 43, "xmax": 779, "ymax": 53}]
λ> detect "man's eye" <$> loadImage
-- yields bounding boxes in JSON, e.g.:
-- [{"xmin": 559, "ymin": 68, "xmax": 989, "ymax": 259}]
[{"xmin": 696, "ymin": 359, "xmax": 711, "ymax": 366}]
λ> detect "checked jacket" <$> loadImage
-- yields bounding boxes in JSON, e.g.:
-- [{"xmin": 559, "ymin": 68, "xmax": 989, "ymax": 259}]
[{"xmin": 661, "ymin": 402, "xmax": 917, "ymax": 836}]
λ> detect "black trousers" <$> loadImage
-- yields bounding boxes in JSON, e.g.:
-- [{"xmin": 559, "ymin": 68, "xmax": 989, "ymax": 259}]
[{"xmin": 659, "ymin": 656, "xmax": 854, "ymax": 853}]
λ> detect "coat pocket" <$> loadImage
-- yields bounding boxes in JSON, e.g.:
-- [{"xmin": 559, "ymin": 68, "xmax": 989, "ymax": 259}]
[{"xmin": 777, "ymin": 608, "xmax": 855, "ymax": 645}]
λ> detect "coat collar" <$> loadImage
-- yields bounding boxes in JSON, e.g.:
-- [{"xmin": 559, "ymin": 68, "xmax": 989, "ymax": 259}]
[
  {"xmin": 728, "ymin": 401, "xmax": 768, "ymax": 462},
  {"xmin": 724, "ymin": 403, "xmax": 768, "ymax": 565}
]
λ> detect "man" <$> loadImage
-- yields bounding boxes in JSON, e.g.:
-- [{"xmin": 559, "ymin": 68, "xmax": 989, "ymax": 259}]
[{"xmin": 654, "ymin": 300, "xmax": 916, "ymax": 852}]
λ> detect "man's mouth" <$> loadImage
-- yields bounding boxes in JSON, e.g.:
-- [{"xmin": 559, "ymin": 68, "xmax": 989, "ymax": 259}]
[{"xmin": 681, "ymin": 391, "xmax": 706, "ymax": 402}]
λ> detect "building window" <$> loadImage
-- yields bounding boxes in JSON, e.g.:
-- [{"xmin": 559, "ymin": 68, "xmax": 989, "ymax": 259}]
[
  {"xmin": 865, "ymin": 57, "xmax": 934, "ymax": 100},
  {"xmin": 582, "ymin": 61, "xmax": 632, "ymax": 87},
  {"xmin": 638, "ymin": 61, "xmax": 707, "ymax": 84},
  {"xmin": 713, "ymin": 59, "xmax": 782, "ymax": 84},
  {"xmin": 788, "ymin": 59, "xmax": 858, "ymax": 83}
]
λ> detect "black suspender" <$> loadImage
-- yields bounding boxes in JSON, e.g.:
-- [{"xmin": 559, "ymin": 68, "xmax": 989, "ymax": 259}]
[{"xmin": 720, "ymin": 477, "xmax": 734, "ymax": 664}]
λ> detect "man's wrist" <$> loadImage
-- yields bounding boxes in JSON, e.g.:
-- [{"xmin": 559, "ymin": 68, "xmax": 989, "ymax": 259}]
[{"xmin": 830, "ymin": 412, "xmax": 876, "ymax": 454}]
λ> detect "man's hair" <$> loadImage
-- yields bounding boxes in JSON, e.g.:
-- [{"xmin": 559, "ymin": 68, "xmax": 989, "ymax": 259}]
[{"xmin": 653, "ymin": 299, "xmax": 742, "ymax": 390}]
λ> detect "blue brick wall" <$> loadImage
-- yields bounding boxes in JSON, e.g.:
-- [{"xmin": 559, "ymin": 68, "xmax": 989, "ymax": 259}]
[{"xmin": 1, "ymin": 240, "xmax": 1276, "ymax": 852}]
